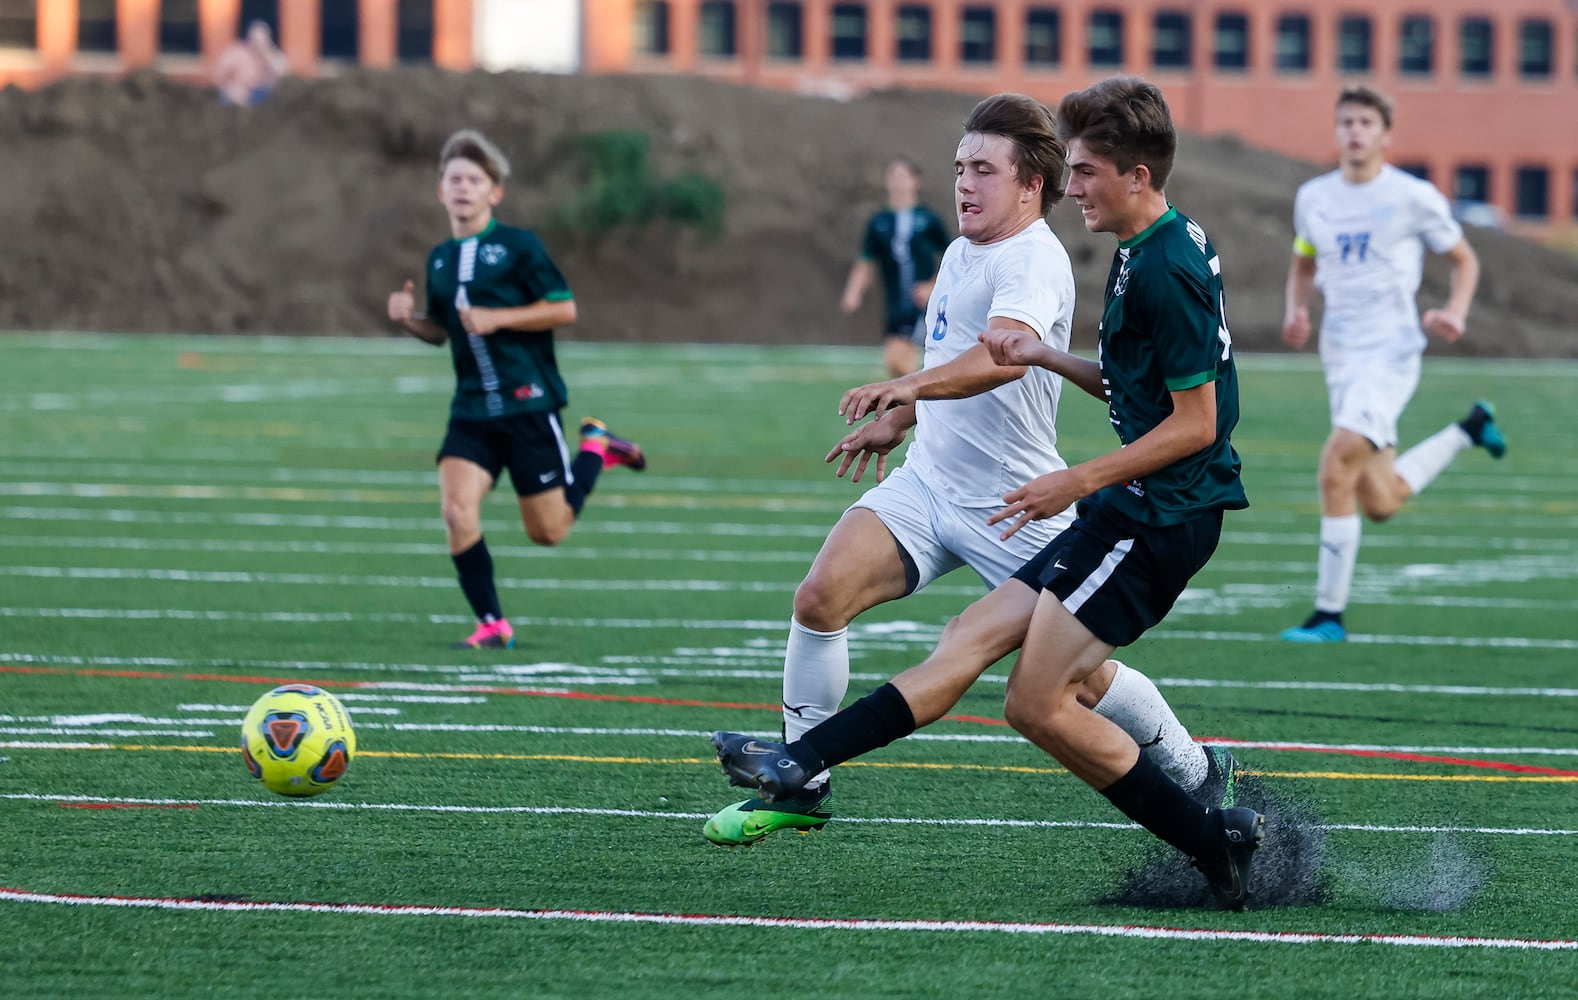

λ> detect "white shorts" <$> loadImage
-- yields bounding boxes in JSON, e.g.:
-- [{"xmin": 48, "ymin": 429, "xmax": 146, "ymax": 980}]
[
  {"xmin": 850, "ymin": 464, "xmax": 1073, "ymax": 592},
  {"xmin": 1324, "ymin": 354, "xmax": 1421, "ymax": 449}
]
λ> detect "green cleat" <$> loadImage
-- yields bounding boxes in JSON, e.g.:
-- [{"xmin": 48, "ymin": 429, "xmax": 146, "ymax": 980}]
[
  {"xmin": 1195, "ymin": 745, "xmax": 1239, "ymax": 809},
  {"xmin": 702, "ymin": 788, "xmax": 833, "ymax": 847}
]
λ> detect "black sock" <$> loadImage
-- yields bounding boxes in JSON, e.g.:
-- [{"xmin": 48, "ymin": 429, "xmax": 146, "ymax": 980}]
[
  {"xmin": 787, "ymin": 683, "xmax": 917, "ymax": 775},
  {"xmin": 1306, "ymin": 609, "xmax": 1343, "ymax": 627},
  {"xmin": 564, "ymin": 451, "xmax": 604, "ymax": 516},
  {"xmin": 452, "ymin": 538, "xmax": 503, "ymax": 622},
  {"xmin": 1099, "ymin": 751, "xmax": 1217, "ymax": 859}
]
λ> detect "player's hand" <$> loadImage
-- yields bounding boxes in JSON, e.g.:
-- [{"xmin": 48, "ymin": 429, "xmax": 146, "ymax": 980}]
[
  {"xmin": 839, "ymin": 376, "xmax": 917, "ymax": 424},
  {"xmin": 912, "ymin": 280, "xmax": 934, "ymax": 310},
  {"xmin": 978, "ymin": 328, "xmax": 1048, "ymax": 369},
  {"xmin": 825, "ymin": 413, "xmax": 908, "ymax": 483},
  {"xmin": 986, "ymin": 472, "xmax": 1081, "ymax": 541},
  {"xmin": 459, "ymin": 305, "xmax": 502, "ymax": 335},
  {"xmin": 1422, "ymin": 308, "xmax": 1466, "ymax": 343},
  {"xmin": 387, "ymin": 279, "xmax": 416, "ymax": 323},
  {"xmin": 1281, "ymin": 309, "xmax": 1311, "ymax": 349},
  {"xmin": 840, "ymin": 289, "xmax": 862, "ymax": 315}
]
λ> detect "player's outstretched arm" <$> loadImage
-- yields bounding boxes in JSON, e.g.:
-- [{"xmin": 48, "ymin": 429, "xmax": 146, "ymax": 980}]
[
  {"xmin": 988, "ymin": 382, "xmax": 1218, "ymax": 539},
  {"xmin": 978, "ymin": 326, "xmax": 1104, "ymax": 400},
  {"xmin": 1422, "ymin": 238, "xmax": 1479, "ymax": 343},
  {"xmin": 825, "ymin": 404, "xmax": 914, "ymax": 483},
  {"xmin": 838, "ymin": 321, "xmax": 1038, "ymax": 423},
  {"xmin": 387, "ymin": 279, "xmax": 447, "ymax": 345}
]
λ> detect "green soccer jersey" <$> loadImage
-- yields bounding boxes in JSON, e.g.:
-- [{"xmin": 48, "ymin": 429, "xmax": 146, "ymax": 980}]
[
  {"xmin": 860, "ymin": 206, "xmax": 951, "ymax": 328},
  {"xmin": 425, "ymin": 220, "xmax": 573, "ymax": 420},
  {"xmin": 1093, "ymin": 206, "xmax": 1249, "ymax": 526}
]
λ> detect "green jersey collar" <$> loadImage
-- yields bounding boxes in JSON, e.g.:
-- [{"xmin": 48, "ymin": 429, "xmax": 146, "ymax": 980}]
[
  {"xmin": 1118, "ymin": 205, "xmax": 1177, "ymax": 249},
  {"xmin": 451, "ymin": 218, "xmax": 497, "ymax": 244}
]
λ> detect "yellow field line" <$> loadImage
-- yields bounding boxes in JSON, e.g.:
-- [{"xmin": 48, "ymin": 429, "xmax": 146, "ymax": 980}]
[{"xmin": 19, "ymin": 742, "xmax": 1578, "ymax": 783}]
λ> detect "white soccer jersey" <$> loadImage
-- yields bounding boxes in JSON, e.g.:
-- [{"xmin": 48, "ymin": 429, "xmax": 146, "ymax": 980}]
[
  {"xmin": 902, "ymin": 219, "xmax": 1075, "ymax": 507},
  {"xmin": 1293, "ymin": 164, "xmax": 1463, "ymax": 364}
]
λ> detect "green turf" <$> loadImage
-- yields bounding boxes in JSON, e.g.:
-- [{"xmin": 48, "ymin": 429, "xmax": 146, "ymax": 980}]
[{"xmin": 2, "ymin": 332, "xmax": 1576, "ymax": 998}]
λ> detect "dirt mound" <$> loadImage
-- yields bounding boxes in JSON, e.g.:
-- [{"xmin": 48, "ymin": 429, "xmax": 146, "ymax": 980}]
[{"xmin": 0, "ymin": 68, "xmax": 1574, "ymax": 355}]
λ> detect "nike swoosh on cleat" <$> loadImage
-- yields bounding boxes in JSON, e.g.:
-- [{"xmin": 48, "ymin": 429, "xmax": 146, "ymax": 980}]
[{"xmin": 740, "ymin": 741, "xmax": 778, "ymax": 755}]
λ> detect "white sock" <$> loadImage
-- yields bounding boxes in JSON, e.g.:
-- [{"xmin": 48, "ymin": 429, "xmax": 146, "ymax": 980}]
[
  {"xmin": 781, "ymin": 617, "xmax": 849, "ymax": 788},
  {"xmin": 1093, "ymin": 661, "xmax": 1209, "ymax": 791},
  {"xmin": 1314, "ymin": 514, "xmax": 1362, "ymax": 614},
  {"xmin": 1394, "ymin": 424, "xmax": 1472, "ymax": 496}
]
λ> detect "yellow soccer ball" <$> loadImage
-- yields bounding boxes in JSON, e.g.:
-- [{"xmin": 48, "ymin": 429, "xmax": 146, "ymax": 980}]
[{"xmin": 241, "ymin": 684, "xmax": 357, "ymax": 797}]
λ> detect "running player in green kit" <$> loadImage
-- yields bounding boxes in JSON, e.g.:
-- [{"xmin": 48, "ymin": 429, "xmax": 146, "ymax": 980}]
[{"xmin": 387, "ymin": 129, "xmax": 646, "ymax": 650}]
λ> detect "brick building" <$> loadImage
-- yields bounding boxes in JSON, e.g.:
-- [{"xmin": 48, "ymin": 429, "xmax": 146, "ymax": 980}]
[{"xmin": 2, "ymin": 0, "xmax": 1575, "ymax": 228}]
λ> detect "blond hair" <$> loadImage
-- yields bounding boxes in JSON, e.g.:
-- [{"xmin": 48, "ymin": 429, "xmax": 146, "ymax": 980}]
[{"xmin": 438, "ymin": 129, "xmax": 511, "ymax": 184}]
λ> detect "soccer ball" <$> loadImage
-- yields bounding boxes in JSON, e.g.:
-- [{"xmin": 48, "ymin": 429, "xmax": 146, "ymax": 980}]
[{"xmin": 241, "ymin": 684, "xmax": 357, "ymax": 797}]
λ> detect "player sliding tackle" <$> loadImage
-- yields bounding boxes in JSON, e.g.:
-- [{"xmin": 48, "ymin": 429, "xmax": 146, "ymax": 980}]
[
  {"xmin": 713, "ymin": 77, "xmax": 1268, "ymax": 909},
  {"xmin": 701, "ymin": 91, "xmax": 1237, "ymax": 851}
]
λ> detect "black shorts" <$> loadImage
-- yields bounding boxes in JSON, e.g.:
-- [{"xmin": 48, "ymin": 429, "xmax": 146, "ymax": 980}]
[
  {"xmin": 1010, "ymin": 497, "xmax": 1223, "ymax": 648},
  {"xmin": 436, "ymin": 410, "xmax": 574, "ymax": 497},
  {"xmin": 884, "ymin": 315, "xmax": 925, "ymax": 342}
]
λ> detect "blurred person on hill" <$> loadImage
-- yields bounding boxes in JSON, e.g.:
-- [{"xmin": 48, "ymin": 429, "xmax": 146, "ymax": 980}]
[
  {"xmin": 713, "ymin": 77, "xmax": 1266, "ymax": 909},
  {"xmin": 702, "ymin": 93, "xmax": 1231, "ymax": 853},
  {"xmin": 1279, "ymin": 86, "xmax": 1505, "ymax": 644},
  {"xmin": 386, "ymin": 129, "xmax": 646, "ymax": 650},
  {"xmin": 213, "ymin": 20, "xmax": 290, "ymax": 107},
  {"xmin": 839, "ymin": 157, "xmax": 952, "ymax": 377}
]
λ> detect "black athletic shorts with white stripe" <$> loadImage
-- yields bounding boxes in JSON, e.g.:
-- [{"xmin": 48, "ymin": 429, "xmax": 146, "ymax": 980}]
[
  {"xmin": 1010, "ymin": 494, "xmax": 1224, "ymax": 648},
  {"xmin": 437, "ymin": 410, "xmax": 575, "ymax": 498}
]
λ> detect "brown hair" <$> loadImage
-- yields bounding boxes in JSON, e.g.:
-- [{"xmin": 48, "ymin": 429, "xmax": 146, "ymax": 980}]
[
  {"xmin": 1055, "ymin": 76, "xmax": 1177, "ymax": 191},
  {"xmin": 962, "ymin": 93, "xmax": 1067, "ymax": 214},
  {"xmin": 438, "ymin": 129, "xmax": 511, "ymax": 184},
  {"xmin": 1336, "ymin": 85, "xmax": 1393, "ymax": 129}
]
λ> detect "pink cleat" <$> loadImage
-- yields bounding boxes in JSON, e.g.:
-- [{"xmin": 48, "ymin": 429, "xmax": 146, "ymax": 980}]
[
  {"xmin": 454, "ymin": 618, "xmax": 514, "ymax": 650},
  {"xmin": 580, "ymin": 417, "xmax": 647, "ymax": 471}
]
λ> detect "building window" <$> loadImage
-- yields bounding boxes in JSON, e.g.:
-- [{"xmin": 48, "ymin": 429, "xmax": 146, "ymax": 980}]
[
  {"xmin": 77, "ymin": 0, "xmax": 118, "ymax": 53},
  {"xmin": 1398, "ymin": 162, "xmax": 1430, "ymax": 181},
  {"xmin": 158, "ymin": 0, "xmax": 201, "ymax": 54},
  {"xmin": 397, "ymin": 0, "xmax": 434, "ymax": 62},
  {"xmin": 1153, "ymin": 11, "xmax": 1191, "ymax": 69},
  {"xmin": 0, "ymin": 0, "xmax": 35, "ymax": 50},
  {"xmin": 1276, "ymin": 14, "xmax": 1311, "ymax": 72},
  {"xmin": 320, "ymin": 0, "xmax": 359, "ymax": 60},
  {"xmin": 239, "ymin": 0, "xmax": 280, "ymax": 38},
  {"xmin": 1515, "ymin": 167, "xmax": 1549, "ymax": 217},
  {"xmin": 1453, "ymin": 165, "xmax": 1490, "ymax": 203},
  {"xmin": 1398, "ymin": 15, "xmax": 1433, "ymax": 75},
  {"xmin": 699, "ymin": 1, "xmax": 736, "ymax": 58},
  {"xmin": 1338, "ymin": 15, "xmax": 1371, "ymax": 73},
  {"xmin": 1520, "ymin": 19, "xmax": 1553, "ymax": 78},
  {"xmin": 831, "ymin": 4, "xmax": 866, "ymax": 60},
  {"xmin": 897, "ymin": 5, "xmax": 931, "ymax": 62},
  {"xmin": 1460, "ymin": 17, "xmax": 1493, "ymax": 77},
  {"xmin": 633, "ymin": 1, "xmax": 670, "ymax": 55},
  {"xmin": 1214, "ymin": 12, "xmax": 1249, "ymax": 71},
  {"xmin": 766, "ymin": 2, "xmax": 802, "ymax": 58},
  {"xmin": 1088, "ymin": 10, "xmax": 1124, "ymax": 67},
  {"xmin": 961, "ymin": 7, "xmax": 995, "ymax": 64},
  {"xmin": 1025, "ymin": 7, "xmax": 1060, "ymax": 66}
]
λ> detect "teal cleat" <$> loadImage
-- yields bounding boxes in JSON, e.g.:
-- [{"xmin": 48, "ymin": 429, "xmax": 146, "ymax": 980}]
[
  {"xmin": 1459, "ymin": 400, "xmax": 1506, "ymax": 459},
  {"xmin": 702, "ymin": 788, "xmax": 833, "ymax": 847},
  {"xmin": 1281, "ymin": 614, "xmax": 1346, "ymax": 643}
]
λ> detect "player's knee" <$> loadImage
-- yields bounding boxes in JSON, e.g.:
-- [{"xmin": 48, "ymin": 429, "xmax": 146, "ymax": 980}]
[
  {"xmin": 440, "ymin": 499, "xmax": 479, "ymax": 538},
  {"xmin": 792, "ymin": 575, "xmax": 849, "ymax": 632},
  {"xmin": 1002, "ymin": 684, "xmax": 1056, "ymax": 738},
  {"xmin": 525, "ymin": 519, "xmax": 571, "ymax": 547},
  {"xmin": 1361, "ymin": 500, "xmax": 1399, "ymax": 524}
]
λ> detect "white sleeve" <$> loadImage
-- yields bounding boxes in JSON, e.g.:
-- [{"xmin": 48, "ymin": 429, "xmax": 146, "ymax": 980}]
[
  {"xmin": 985, "ymin": 242, "xmax": 1069, "ymax": 342},
  {"xmin": 1292, "ymin": 183, "xmax": 1312, "ymax": 243},
  {"xmin": 1415, "ymin": 181, "xmax": 1464, "ymax": 254}
]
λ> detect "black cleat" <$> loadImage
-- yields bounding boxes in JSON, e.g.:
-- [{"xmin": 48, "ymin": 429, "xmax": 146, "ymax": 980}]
[
  {"xmin": 1192, "ymin": 806, "xmax": 1266, "ymax": 911},
  {"xmin": 1195, "ymin": 745, "xmax": 1240, "ymax": 809},
  {"xmin": 710, "ymin": 731, "xmax": 812, "ymax": 803},
  {"xmin": 1457, "ymin": 400, "xmax": 1506, "ymax": 459}
]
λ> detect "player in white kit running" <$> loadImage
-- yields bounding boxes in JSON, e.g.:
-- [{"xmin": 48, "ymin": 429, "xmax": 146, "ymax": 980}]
[
  {"xmin": 704, "ymin": 93, "xmax": 1222, "ymax": 846},
  {"xmin": 1280, "ymin": 86, "xmax": 1506, "ymax": 643}
]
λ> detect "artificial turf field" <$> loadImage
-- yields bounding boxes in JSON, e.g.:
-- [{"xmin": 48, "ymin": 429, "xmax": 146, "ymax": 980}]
[{"xmin": 1, "ymin": 332, "xmax": 1575, "ymax": 998}]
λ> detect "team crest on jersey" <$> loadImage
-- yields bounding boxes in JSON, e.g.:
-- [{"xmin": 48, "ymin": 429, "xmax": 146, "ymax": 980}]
[
  {"xmin": 432, "ymin": 258, "xmax": 445, "ymax": 270},
  {"xmin": 479, "ymin": 244, "xmax": 509, "ymax": 266}
]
